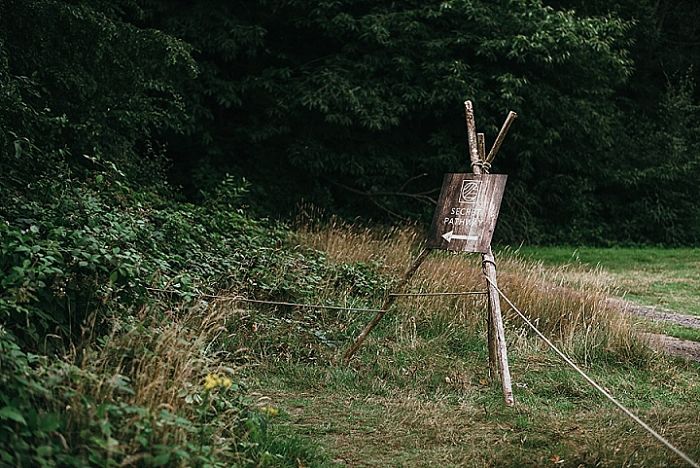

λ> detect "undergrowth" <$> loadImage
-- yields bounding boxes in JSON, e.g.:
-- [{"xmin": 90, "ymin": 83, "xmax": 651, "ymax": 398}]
[
  {"xmin": 1, "ymin": 199, "xmax": 692, "ymax": 466},
  {"xmin": 0, "ymin": 147, "xmax": 355, "ymax": 465}
]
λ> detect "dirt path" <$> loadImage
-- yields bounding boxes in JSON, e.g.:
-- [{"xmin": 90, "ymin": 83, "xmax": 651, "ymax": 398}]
[
  {"xmin": 608, "ymin": 298, "xmax": 700, "ymax": 330},
  {"xmin": 607, "ymin": 298, "xmax": 700, "ymax": 362},
  {"xmin": 641, "ymin": 333, "xmax": 700, "ymax": 362}
]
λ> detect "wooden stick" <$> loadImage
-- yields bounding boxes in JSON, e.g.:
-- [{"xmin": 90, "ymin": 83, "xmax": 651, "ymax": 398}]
[
  {"xmin": 466, "ymin": 101, "xmax": 514, "ymax": 406},
  {"xmin": 480, "ymin": 131, "xmax": 496, "ymax": 375},
  {"xmin": 482, "ymin": 249, "xmax": 514, "ymax": 405},
  {"xmin": 486, "ymin": 283, "xmax": 498, "ymax": 379},
  {"xmin": 477, "ymin": 133, "xmax": 486, "ymax": 161},
  {"xmin": 477, "ymin": 130, "xmax": 497, "ymax": 378},
  {"xmin": 343, "ymin": 248, "xmax": 430, "ymax": 362},
  {"xmin": 485, "ymin": 111, "xmax": 517, "ymax": 164},
  {"xmin": 464, "ymin": 101, "xmax": 481, "ymax": 170}
]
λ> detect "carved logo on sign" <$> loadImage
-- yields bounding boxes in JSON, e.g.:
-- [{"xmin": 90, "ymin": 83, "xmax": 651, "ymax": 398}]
[
  {"xmin": 459, "ymin": 180, "xmax": 480, "ymax": 204},
  {"xmin": 427, "ymin": 173, "xmax": 507, "ymax": 253}
]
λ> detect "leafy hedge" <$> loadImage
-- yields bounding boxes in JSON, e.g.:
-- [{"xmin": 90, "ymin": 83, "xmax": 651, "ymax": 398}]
[{"xmin": 0, "ymin": 2, "xmax": 389, "ymax": 464}]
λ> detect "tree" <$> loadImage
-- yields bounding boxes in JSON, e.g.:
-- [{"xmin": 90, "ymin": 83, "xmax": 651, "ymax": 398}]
[{"xmin": 134, "ymin": 0, "xmax": 635, "ymax": 243}]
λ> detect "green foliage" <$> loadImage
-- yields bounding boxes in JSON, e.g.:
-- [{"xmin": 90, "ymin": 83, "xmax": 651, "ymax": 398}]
[
  {"xmin": 134, "ymin": 0, "xmax": 643, "ymax": 242},
  {"xmin": 0, "ymin": 149, "xmax": 266, "ymax": 348},
  {"xmin": 125, "ymin": 0, "xmax": 699, "ymax": 244},
  {"xmin": 0, "ymin": 329, "xmax": 65, "ymax": 466},
  {"xmin": 604, "ymin": 76, "xmax": 700, "ymax": 243},
  {"xmin": 0, "ymin": 327, "xmax": 327, "ymax": 466},
  {"xmin": 0, "ymin": 0, "xmax": 196, "ymax": 177}
]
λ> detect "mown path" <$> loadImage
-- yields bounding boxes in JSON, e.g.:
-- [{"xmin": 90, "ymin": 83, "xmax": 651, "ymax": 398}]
[
  {"xmin": 609, "ymin": 298, "xmax": 700, "ymax": 330},
  {"xmin": 609, "ymin": 298, "xmax": 700, "ymax": 362}
]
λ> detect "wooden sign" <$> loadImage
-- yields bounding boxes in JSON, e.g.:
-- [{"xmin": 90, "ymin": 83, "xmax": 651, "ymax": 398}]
[{"xmin": 427, "ymin": 173, "xmax": 507, "ymax": 253}]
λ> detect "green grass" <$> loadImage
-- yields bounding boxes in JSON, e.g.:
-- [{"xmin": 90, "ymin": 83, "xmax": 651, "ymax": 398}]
[
  {"xmin": 240, "ymin": 309, "xmax": 700, "ymax": 467},
  {"xmin": 508, "ymin": 246, "xmax": 700, "ymax": 316},
  {"xmin": 655, "ymin": 323, "xmax": 700, "ymax": 343},
  {"xmin": 224, "ymin": 229, "xmax": 700, "ymax": 466}
]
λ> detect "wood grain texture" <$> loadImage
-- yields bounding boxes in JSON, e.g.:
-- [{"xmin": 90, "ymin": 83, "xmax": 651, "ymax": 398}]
[
  {"xmin": 486, "ymin": 111, "xmax": 517, "ymax": 163},
  {"xmin": 427, "ymin": 173, "xmax": 507, "ymax": 253},
  {"xmin": 483, "ymin": 250, "xmax": 514, "ymax": 406}
]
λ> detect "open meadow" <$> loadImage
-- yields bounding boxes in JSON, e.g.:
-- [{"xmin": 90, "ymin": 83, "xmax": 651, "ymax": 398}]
[
  {"xmin": 220, "ymin": 223, "xmax": 700, "ymax": 467},
  {"xmin": 513, "ymin": 247, "xmax": 700, "ymax": 317}
]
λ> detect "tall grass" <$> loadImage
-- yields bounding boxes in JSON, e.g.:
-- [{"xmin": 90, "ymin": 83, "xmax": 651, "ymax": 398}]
[
  {"xmin": 69, "ymin": 303, "xmax": 241, "ymax": 456},
  {"xmin": 298, "ymin": 219, "xmax": 649, "ymax": 363},
  {"xmin": 56, "ymin": 300, "xmax": 334, "ymax": 466}
]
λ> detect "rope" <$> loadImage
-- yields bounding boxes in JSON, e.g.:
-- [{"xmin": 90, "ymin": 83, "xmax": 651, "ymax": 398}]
[
  {"xmin": 146, "ymin": 287, "xmax": 487, "ymax": 312},
  {"xmin": 389, "ymin": 291, "xmax": 487, "ymax": 297},
  {"xmin": 484, "ymin": 277, "xmax": 699, "ymax": 468},
  {"xmin": 145, "ymin": 287, "xmax": 387, "ymax": 314}
]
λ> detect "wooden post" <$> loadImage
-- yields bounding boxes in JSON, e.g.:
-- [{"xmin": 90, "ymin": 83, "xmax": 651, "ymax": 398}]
[
  {"xmin": 477, "ymin": 133, "xmax": 486, "ymax": 166},
  {"xmin": 464, "ymin": 101, "xmax": 514, "ymax": 406},
  {"xmin": 486, "ymin": 111, "xmax": 517, "ymax": 164},
  {"xmin": 343, "ymin": 248, "xmax": 430, "ymax": 363},
  {"xmin": 477, "ymin": 132, "xmax": 498, "ymax": 379}
]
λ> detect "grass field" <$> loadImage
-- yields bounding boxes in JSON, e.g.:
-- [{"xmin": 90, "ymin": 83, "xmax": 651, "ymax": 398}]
[
  {"xmin": 79, "ymin": 224, "xmax": 699, "ymax": 466},
  {"xmin": 249, "ymin": 347, "xmax": 699, "ymax": 467},
  {"xmin": 510, "ymin": 247, "xmax": 700, "ymax": 316},
  {"xmin": 228, "ymin": 227, "xmax": 700, "ymax": 466}
]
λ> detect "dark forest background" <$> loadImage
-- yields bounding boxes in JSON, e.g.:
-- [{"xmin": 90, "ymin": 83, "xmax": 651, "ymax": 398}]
[{"xmin": 2, "ymin": 0, "xmax": 700, "ymax": 245}]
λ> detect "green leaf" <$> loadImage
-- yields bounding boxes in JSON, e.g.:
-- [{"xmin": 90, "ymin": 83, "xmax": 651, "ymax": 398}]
[
  {"xmin": 152, "ymin": 452, "xmax": 171, "ymax": 466},
  {"xmin": 0, "ymin": 406, "xmax": 27, "ymax": 425},
  {"xmin": 37, "ymin": 413, "xmax": 61, "ymax": 432}
]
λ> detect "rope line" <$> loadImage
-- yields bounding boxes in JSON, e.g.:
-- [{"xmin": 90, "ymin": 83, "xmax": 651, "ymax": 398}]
[
  {"xmin": 484, "ymin": 277, "xmax": 699, "ymax": 468},
  {"xmin": 146, "ymin": 287, "xmax": 387, "ymax": 313},
  {"xmin": 390, "ymin": 291, "xmax": 487, "ymax": 297},
  {"xmin": 146, "ymin": 286, "xmax": 486, "ymax": 313},
  {"xmin": 219, "ymin": 296, "xmax": 387, "ymax": 314}
]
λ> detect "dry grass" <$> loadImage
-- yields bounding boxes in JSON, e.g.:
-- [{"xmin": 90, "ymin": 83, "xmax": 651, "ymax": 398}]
[
  {"xmin": 298, "ymin": 219, "xmax": 647, "ymax": 361},
  {"xmin": 235, "ymin": 219, "xmax": 697, "ymax": 467},
  {"xmin": 70, "ymin": 301, "xmax": 246, "ymax": 453},
  {"xmin": 296, "ymin": 217, "xmax": 422, "ymax": 276}
]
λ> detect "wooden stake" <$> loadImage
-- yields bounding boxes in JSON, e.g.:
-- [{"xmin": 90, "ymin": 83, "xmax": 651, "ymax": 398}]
[
  {"xmin": 477, "ymin": 131, "xmax": 498, "ymax": 378},
  {"xmin": 486, "ymin": 111, "xmax": 517, "ymax": 164},
  {"xmin": 343, "ymin": 248, "xmax": 430, "ymax": 362},
  {"xmin": 482, "ymin": 249, "xmax": 514, "ymax": 405},
  {"xmin": 464, "ymin": 100, "xmax": 515, "ymax": 406},
  {"xmin": 477, "ymin": 133, "xmax": 486, "ymax": 161},
  {"xmin": 464, "ymin": 101, "xmax": 481, "ymax": 170}
]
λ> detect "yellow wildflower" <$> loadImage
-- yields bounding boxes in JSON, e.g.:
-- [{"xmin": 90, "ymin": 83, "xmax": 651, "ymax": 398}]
[
  {"xmin": 260, "ymin": 405, "xmax": 279, "ymax": 417},
  {"xmin": 203, "ymin": 373, "xmax": 219, "ymax": 390},
  {"xmin": 203, "ymin": 373, "xmax": 233, "ymax": 391}
]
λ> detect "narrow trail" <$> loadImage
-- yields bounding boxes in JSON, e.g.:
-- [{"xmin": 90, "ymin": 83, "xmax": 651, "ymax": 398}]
[
  {"xmin": 608, "ymin": 298, "xmax": 700, "ymax": 330},
  {"xmin": 607, "ymin": 298, "xmax": 700, "ymax": 363},
  {"xmin": 642, "ymin": 333, "xmax": 700, "ymax": 362}
]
